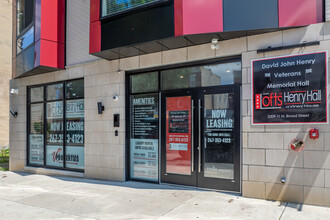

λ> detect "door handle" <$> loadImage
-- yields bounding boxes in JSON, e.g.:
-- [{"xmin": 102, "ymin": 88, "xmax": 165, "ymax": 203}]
[
  {"xmin": 191, "ymin": 99, "xmax": 194, "ymax": 172},
  {"xmin": 198, "ymin": 99, "xmax": 202, "ymax": 173}
]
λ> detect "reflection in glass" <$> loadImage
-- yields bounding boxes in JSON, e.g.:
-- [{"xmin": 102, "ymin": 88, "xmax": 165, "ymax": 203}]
[
  {"xmin": 131, "ymin": 72, "xmax": 158, "ymax": 94},
  {"xmin": 29, "ymin": 104, "xmax": 44, "ymax": 165},
  {"xmin": 30, "ymin": 86, "xmax": 43, "ymax": 102},
  {"xmin": 162, "ymin": 62, "xmax": 241, "ymax": 90},
  {"xmin": 16, "ymin": 0, "xmax": 34, "ymax": 36},
  {"xmin": 102, "ymin": 0, "xmax": 159, "ymax": 17},
  {"xmin": 17, "ymin": 26, "xmax": 34, "ymax": 54},
  {"xmin": 47, "ymin": 84, "xmax": 63, "ymax": 100},
  {"xmin": 66, "ymin": 80, "xmax": 84, "ymax": 99},
  {"xmin": 203, "ymin": 93, "xmax": 235, "ymax": 179},
  {"xmin": 46, "ymin": 101, "xmax": 63, "ymax": 167}
]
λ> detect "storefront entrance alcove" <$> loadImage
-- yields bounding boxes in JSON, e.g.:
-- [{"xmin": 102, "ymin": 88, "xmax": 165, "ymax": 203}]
[
  {"xmin": 161, "ymin": 85, "xmax": 240, "ymax": 192},
  {"xmin": 127, "ymin": 58, "xmax": 242, "ymax": 192}
]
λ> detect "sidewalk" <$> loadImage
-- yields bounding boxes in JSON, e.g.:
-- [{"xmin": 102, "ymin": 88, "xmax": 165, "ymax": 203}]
[{"xmin": 0, "ymin": 171, "xmax": 329, "ymax": 220}]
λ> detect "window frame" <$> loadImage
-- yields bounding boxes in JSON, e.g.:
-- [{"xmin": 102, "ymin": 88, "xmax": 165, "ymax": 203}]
[
  {"xmin": 16, "ymin": 0, "xmax": 35, "ymax": 38},
  {"xmin": 100, "ymin": 0, "xmax": 170, "ymax": 20},
  {"xmin": 27, "ymin": 78, "xmax": 85, "ymax": 172}
]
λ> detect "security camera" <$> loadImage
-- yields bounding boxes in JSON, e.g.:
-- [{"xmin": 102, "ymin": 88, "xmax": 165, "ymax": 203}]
[
  {"xmin": 113, "ymin": 95, "xmax": 118, "ymax": 101},
  {"xmin": 10, "ymin": 109, "xmax": 18, "ymax": 118},
  {"xmin": 211, "ymin": 38, "xmax": 219, "ymax": 50},
  {"xmin": 10, "ymin": 89, "xmax": 18, "ymax": 95},
  {"xmin": 281, "ymin": 177, "xmax": 286, "ymax": 184}
]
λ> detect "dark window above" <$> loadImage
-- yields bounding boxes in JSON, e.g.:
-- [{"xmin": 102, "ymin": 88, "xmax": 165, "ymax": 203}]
[
  {"xmin": 16, "ymin": 0, "xmax": 34, "ymax": 36},
  {"xmin": 101, "ymin": 0, "xmax": 161, "ymax": 17}
]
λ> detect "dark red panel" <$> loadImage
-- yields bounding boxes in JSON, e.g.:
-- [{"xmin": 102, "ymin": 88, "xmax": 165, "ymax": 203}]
[
  {"xmin": 90, "ymin": 0, "xmax": 100, "ymax": 22},
  {"xmin": 182, "ymin": 0, "xmax": 223, "ymax": 35},
  {"xmin": 40, "ymin": 0, "xmax": 65, "ymax": 44},
  {"xmin": 90, "ymin": 21, "xmax": 101, "ymax": 54},
  {"xmin": 174, "ymin": 0, "xmax": 183, "ymax": 36},
  {"xmin": 279, "ymin": 0, "xmax": 323, "ymax": 27},
  {"xmin": 40, "ymin": 40, "xmax": 65, "ymax": 69}
]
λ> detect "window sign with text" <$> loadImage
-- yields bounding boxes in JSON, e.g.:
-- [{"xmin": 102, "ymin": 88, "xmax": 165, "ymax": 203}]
[
  {"xmin": 130, "ymin": 94, "xmax": 159, "ymax": 181},
  {"xmin": 252, "ymin": 51, "xmax": 328, "ymax": 125}
]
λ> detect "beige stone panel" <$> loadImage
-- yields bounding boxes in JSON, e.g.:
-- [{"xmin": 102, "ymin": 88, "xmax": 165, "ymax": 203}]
[
  {"xmin": 266, "ymin": 183, "xmax": 303, "ymax": 203},
  {"xmin": 284, "ymin": 168, "xmax": 325, "ymax": 187},
  {"xmin": 266, "ymin": 125, "xmax": 303, "ymax": 133},
  {"xmin": 104, "ymin": 145, "xmax": 124, "ymax": 158},
  {"xmin": 262, "ymin": 48, "xmax": 300, "ymax": 58},
  {"xmin": 104, "ymin": 168, "xmax": 125, "ymax": 181},
  {"xmin": 283, "ymin": 23, "xmax": 324, "ymax": 46},
  {"xmin": 241, "ymin": 68, "xmax": 248, "ymax": 84},
  {"xmin": 241, "ymin": 84, "xmax": 250, "ymax": 100},
  {"xmin": 249, "ymin": 165, "xmax": 283, "ymax": 183},
  {"xmin": 100, "ymin": 60, "xmax": 119, "ymax": 74},
  {"xmin": 242, "ymin": 117, "xmax": 265, "ymax": 133},
  {"xmin": 248, "ymin": 133, "xmax": 283, "ymax": 149},
  {"xmin": 243, "ymin": 149, "xmax": 265, "ymax": 165},
  {"xmin": 242, "ymin": 51, "xmax": 264, "ymax": 68},
  {"xmin": 242, "ymin": 165, "xmax": 248, "ymax": 181},
  {"xmin": 109, "ymin": 71, "xmax": 125, "ymax": 84},
  {"xmin": 41, "ymin": 72, "xmax": 55, "ymax": 83},
  {"xmin": 119, "ymin": 57, "xmax": 139, "ymax": 71},
  {"xmin": 304, "ymin": 187, "xmax": 330, "ymax": 207},
  {"xmin": 215, "ymin": 37, "xmax": 247, "ymax": 58},
  {"xmin": 248, "ymin": 31, "xmax": 283, "ymax": 51},
  {"xmin": 84, "ymin": 61, "xmax": 101, "ymax": 76},
  {"xmin": 304, "ymin": 151, "xmax": 330, "ymax": 169},
  {"xmin": 119, "ymin": 83, "xmax": 125, "ymax": 96},
  {"xmin": 108, "ymin": 95, "xmax": 125, "ymax": 109},
  {"xmin": 140, "ymin": 52, "xmax": 162, "ymax": 68},
  {"xmin": 242, "ymin": 133, "xmax": 248, "ymax": 149},
  {"xmin": 266, "ymin": 150, "xmax": 303, "ymax": 168},
  {"xmin": 162, "ymin": 48, "xmax": 187, "ymax": 65},
  {"xmin": 93, "ymin": 73, "xmax": 110, "ymax": 86},
  {"xmin": 241, "ymin": 100, "xmax": 248, "ymax": 116},
  {"xmin": 84, "ymin": 75, "xmax": 93, "ymax": 88},
  {"xmin": 188, "ymin": 44, "xmax": 215, "ymax": 61},
  {"xmin": 85, "ymin": 86, "xmax": 101, "ymax": 99},
  {"xmin": 9, "ymin": 159, "xmax": 25, "ymax": 171},
  {"xmin": 54, "ymin": 70, "xmax": 69, "ymax": 81},
  {"xmin": 242, "ymin": 181, "xmax": 266, "ymax": 199},
  {"xmin": 326, "ymin": 170, "xmax": 330, "ymax": 188},
  {"xmin": 86, "ymin": 155, "xmax": 102, "ymax": 168},
  {"xmin": 84, "ymin": 166, "xmax": 104, "ymax": 179},
  {"xmin": 323, "ymin": 22, "xmax": 330, "ymax": 40},
  {"xmin": 101, "ymin": 156, "xmax": 120, "ymax": 169},
  {"xmin": 101, "ymin": 84, "xmax": 120, "ymax": 97}
]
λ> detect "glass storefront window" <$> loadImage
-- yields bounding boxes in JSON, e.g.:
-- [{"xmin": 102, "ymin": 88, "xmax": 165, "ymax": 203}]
[
  {"xmin": 47, "ymin": 84, "xmax": 63, "ymax": 100},
  {"xmin": 65, "ymin": 99, "xmax": 84, "ymax": 169},
  {"xmin": 102, "ymin": 0, "xmax": 161, "ymax": 17},
  {"xmin": 130, "ymin": 94, "xmax": 159, "ymax": 181},
  {"xmin": 28, "ymin": 80, "xmax": 84, "ymax": 170},
  {"xmin": 46, "ymin": 101, "xmax": 64, "ymax": 167},
  {"xmin": 30, "ymin": 86, "xmax": 43, "ymax": 102},
  {"xmin": 16, "ymin": 0, "xmax": 34, "ymax": 36},
  {"xmin": 29, "ymin": 103, "xmax": 44, "ymax": 165},
  {"xmin": 66, "ymin": 79, "xmax": 84, "ymax": 99},
  {"xmin": 161, "ymin": 62, "xmax": 242, "ymax": 90},
  {"xmin": 131, "ymin": 72, "xmax": 158, "ymax": 94}
]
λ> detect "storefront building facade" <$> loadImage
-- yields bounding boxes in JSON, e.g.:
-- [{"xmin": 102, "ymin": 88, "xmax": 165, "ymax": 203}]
[{"xmin": 10, "ymin": 0, "xmax": 330, "ymax": 206}]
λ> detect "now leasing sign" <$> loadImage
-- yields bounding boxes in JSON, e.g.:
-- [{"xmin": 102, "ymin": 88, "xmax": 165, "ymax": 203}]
[{"xmin": 252, "ymin": 51, "xmax": 328, "ymax": 125}]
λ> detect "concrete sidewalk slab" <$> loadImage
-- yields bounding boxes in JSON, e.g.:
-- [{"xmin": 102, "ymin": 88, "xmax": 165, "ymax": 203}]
[{"xmin": 0, "ymin": 171, "xmax": 329, "ymax": 219}]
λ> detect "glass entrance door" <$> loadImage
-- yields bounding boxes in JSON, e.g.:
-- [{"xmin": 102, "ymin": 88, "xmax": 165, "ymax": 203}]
[{"xmin": 161, "ymin": 86, "xmax": 240, "ymax": 192}]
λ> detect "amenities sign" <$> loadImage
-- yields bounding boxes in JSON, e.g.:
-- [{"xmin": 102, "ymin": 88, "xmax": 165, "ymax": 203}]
[{"xmin": 252, "ymin": 51, "xmax": 328, "ymax": 125}]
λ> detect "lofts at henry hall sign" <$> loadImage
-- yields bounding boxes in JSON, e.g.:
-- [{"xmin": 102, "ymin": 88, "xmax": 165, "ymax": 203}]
[{"xmin": 251, "ymin": 51, "xmax": 328, "ymax": 125}]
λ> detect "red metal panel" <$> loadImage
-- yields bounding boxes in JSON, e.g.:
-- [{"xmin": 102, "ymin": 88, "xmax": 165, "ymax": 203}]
[
  {"xmin": 90, "ymin": 21, "xmax": 101, "ymax": 54},
  {"xmin": 90, "ymin": 0, "xmax": 100, "ymax": 22},
  {"xmin": 279, "ymin": 0, "xmax": 323, "ymax": 27},
  {"xmin": 174, "ymin": 0, "xmax": 183, "ymax": 36},
  {"xmin": 40, "ymin": 39, "xmax": 65, "ymax": 69},
  {"xmin": 182, "ymin": 0, "xmax": 223, "ymax": 35},
  {"xmin": 40, "ymin": 0, "xmax": 65, "ymax": 44}
]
